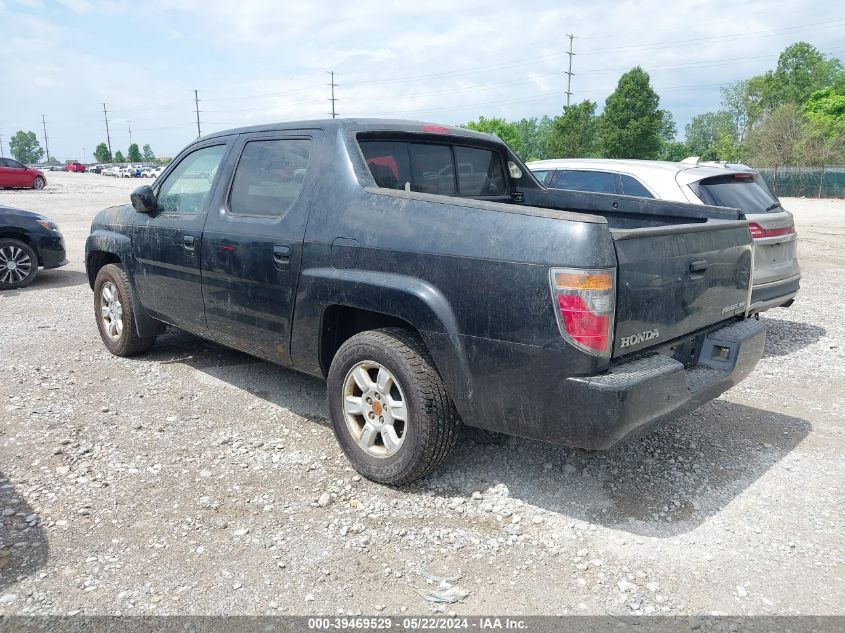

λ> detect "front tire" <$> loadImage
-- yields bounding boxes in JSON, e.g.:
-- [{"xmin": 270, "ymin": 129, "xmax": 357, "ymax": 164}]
[
  {"xmin": 327, "ymin": 328, "xmax": 460, "ymax": 485},
  {"xmin": 0, "ymin": 239, "xmax": 38, "ymax": 289},
  {"xmin": 93, "ymin": 263, "xmax": 156, "ymax": 356},
  {"xmin": 32, "ymin": 176, "xmax": 45, "ymax": 190}
]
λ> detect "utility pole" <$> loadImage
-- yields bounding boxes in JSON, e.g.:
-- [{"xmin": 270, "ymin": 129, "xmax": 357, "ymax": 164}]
[
  {"xmin": 327, "ymin": 71, "xmax": 339, "ymax": 119},
  {"xmin": 128, "ymin": 121, "xmax": 132, "ymax": 146},
  {"xmin": 41, "ymin": 115, "xmax": 50, "ymax": 163},
  {"xmin": 102, "ymin": 103, "xmax": 112, "ymax": 156},
  {"xmin": 194, "ymin": 90, "xmax": 202, "ymax": 138},
  {"xmin": 0, "ymin": 132, "xmax": 4, "ymax": 157},
  {"xmin": 564, "ymin": 33, "xmax": 576, "ymax": 108},
  {"xmin": 83, "ymin": 147, "xmax": 87, "ymax": 163}
]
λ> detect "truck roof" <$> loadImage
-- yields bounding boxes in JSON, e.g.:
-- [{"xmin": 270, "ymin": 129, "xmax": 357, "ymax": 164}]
[{"xmin": 199, "ymin": 118, "xmax": 499, "ymax": 143}]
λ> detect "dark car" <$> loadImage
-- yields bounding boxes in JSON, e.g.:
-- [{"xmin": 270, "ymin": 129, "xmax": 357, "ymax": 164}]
[
  {"xmin": 0, "ymin": 205, "xmax": 68, "ymax": 289},
  {"xmin": 85, "ymin": 119, "xmax": 765, "ymax": 484},
  {"xmin": 0, "ymin": 158, "xmax": 46, "ymax": 189}
]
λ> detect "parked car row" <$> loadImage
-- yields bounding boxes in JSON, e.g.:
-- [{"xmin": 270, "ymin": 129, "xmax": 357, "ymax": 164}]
[{"xmin": 99, "ymin": 164, "xmax": 163, "ymax": 179}]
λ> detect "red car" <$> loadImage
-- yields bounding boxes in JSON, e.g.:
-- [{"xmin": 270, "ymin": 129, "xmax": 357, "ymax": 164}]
[
  {"xmin": 66, "ymin": 161, "xmax": 86, "ymax": 173},
  {"xmin": 0, "ymin": 158, "xmax": 46, "ymax": 189}
]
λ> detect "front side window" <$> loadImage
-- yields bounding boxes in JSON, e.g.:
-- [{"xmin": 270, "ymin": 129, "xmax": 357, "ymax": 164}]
[
  {"xmin": 553, "ymin": 170, "xmax": 615, "ymax": 194},
  {"xmin": 619, "ymin": 174, "xmax": 654, "ymax": 198},
  {"xmin": 156, "ymin": 145, "xmax": 227, "ymax": 215},
  {"xmin": 531, "ymin": 170, "xmax": 551, "ymax": 185},
  {"xmin": 228, "ymin": 139, "xmax": 311, "ymax": 217}
]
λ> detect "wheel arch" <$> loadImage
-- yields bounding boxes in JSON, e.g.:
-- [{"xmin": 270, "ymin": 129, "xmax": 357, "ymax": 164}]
[
  {"xmin": 85, "ymin": 231, "xmax": 164, "ymax": 338},
  {"xmin": 294, "ymin": 268, "xmax": 475, "ymax": 422}
]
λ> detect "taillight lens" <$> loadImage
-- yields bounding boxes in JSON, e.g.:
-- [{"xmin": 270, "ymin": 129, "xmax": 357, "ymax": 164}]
[
  {"xmin": 549, "ymin": 267, "xmax": 616, "ymax": 357},
  {"xmin": 748, "ymin": 222, "xmax": 795, "ymax": 239}
]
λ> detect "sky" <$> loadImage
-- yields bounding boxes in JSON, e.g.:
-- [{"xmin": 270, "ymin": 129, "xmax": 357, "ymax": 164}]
[{"xmin": 0, "ymin": 0, "xmax": 843, "ymax": 162}]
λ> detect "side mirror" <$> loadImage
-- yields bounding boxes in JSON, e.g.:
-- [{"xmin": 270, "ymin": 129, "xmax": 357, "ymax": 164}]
[{"xmin": 130, "ymin": 185, "xmax": 157, "ymax": 214}]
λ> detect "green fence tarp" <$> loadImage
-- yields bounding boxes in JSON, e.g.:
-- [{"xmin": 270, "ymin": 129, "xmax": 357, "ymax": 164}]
[{"xmin": 755, "ymin": 166, "xmax": 845, "ymax": 198}]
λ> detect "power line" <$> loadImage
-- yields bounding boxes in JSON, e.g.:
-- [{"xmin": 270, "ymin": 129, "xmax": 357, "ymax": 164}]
[
  {"xmin": 41, "ymin": 115, "xmax": 50, "ymax": 162},
  {"xmin": 328, "ymin": 71, "xmax": 339, "ymax": 119},
  {"xmin": 565, "ymin": 34, "xmax": 576, "ymax": 107},
  {"xmin": 194, "ymin": 90, "xmax": 202, "ymax": 138},
  {"xmin": 102, "ymin": 103, "xmax": 112, "ymax": 156}
]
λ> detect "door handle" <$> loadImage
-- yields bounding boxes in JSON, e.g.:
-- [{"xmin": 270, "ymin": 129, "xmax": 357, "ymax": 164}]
[
  {"xmin": 689, "ymin": 259, "xmax": 708, "ymax": 277},
  {"xmin": 273, "ymin": 245, "xmax": 291, "ymax": 269},
  {"xmin": 183, "ymin": 234, "xmax": 196, "ymax": 250}
]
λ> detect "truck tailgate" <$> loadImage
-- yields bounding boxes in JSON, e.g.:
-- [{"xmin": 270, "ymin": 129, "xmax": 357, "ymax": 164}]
[{"xmin": 611, "ymin": 220, "xmax": 753, "ymax": 357}]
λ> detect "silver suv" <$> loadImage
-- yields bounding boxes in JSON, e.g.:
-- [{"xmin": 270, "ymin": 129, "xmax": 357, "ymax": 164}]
[{"xmin": 527, "ymin": 158, "xmax": 800, "ymax": 314}]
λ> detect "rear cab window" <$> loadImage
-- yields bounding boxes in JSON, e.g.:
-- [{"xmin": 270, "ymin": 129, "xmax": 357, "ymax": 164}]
[
  {"xmin": 358, "ymin": 136, "xmax": 507, "ymax": 198},
  {"xmin": 694, "ymin": 173, "xmax": 780, "ymax": 212}
]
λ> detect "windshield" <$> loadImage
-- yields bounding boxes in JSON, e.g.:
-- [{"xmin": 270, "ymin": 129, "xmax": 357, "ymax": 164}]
[{"xmin": 695, "ymin": 173, "xmax": 780, "ymax": 212}]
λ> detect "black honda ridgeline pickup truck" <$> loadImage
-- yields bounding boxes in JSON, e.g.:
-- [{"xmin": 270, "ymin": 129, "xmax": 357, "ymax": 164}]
[{"xmin": 85, "ymin": 119, "xmax": 765, "ymax": 484}]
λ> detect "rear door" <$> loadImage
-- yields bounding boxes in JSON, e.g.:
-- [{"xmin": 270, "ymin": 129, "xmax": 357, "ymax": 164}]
[
  {"xmin": 200, "ymin": 130, "xmax": 319, "ymax": 364},
  {"xmin": 611, "ymin": 221, "xmax": 753, "ymax": 357},
  {"xmin": 132, "ymin": 140, "xmax": 231, "ymax": 332}
]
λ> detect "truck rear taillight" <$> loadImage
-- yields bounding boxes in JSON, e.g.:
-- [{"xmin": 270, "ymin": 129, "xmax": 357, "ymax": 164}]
[
  {"xmin": 748, "ymin": 222, "xmax": 795, "ymax": 239},
  {"xmin": 549, "ymin": 268, "xmax": 616, "ymax": 357}
]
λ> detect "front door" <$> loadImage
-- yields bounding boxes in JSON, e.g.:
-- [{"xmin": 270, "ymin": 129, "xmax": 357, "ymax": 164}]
[
  {"xmin": 132, "ymin": 141, "xmax": 230, "ymax": 332},
  {"xmin": 201, "ymin": 131, "xmax": 319, "ymax": 364},
  {"xmin": 0, "ymin": 158, "xmax": 29, "ymax": 187}
]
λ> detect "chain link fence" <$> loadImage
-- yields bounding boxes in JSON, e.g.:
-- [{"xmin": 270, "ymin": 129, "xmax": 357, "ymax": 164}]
[{"xmin": 754, "ymin": 166, "xmax": 845, "ymax": 198}]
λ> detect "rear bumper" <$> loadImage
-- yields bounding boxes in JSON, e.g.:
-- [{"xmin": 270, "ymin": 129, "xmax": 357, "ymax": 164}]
[
  {"xmin": 749, "ymin": 273, "xmax": 800, "ymax": 313},
  {"xmin": 562, "ymin": 319, "xmax": 766, "ymax": 449}
]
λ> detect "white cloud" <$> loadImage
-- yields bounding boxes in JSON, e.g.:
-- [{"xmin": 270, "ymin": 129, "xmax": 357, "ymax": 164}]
[{"xmin": 1, "ymin": 0, "xmax": 843, "ymax": 158}]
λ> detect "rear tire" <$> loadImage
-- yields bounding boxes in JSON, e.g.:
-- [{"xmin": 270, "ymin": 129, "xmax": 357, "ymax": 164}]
[
  {"xmin": 0, "ymin": 239, "xmax": 38, "ymax": 290},
  {"xmin": 327, "ymin": 328, "xmax": 460, "ymax": 485},
  {"xmin": 94, "ymin": 263, "xmax": 156, "ymax": 356},
  {"xmin": 32, "ymin": 176, "xmax": 45, "ymax": 190}
]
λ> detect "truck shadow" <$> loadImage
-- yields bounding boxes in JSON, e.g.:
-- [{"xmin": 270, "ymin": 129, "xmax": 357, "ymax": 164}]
[
  {"xmin": 143, "ymin": 328, "xmax": 330, "ymax": 424},
  {"xmin": 426, "ymin": 399, "xmax": 810, "ymax": 537},
  {"xmin": 0, "ymin": 472, "xmax": 49, "ymax": 593},
  {"xmin": 760, "ymin": 316, "xmax": 825, "ymax": 358},
  {"xmin": 143, "ymin": 329, "xmax": 810, "ymax": 539}
]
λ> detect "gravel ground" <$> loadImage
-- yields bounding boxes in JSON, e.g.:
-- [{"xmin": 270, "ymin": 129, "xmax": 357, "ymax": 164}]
[{"xmin": 0, "ymin": 172, "xmax": 843, "ymax": 616}]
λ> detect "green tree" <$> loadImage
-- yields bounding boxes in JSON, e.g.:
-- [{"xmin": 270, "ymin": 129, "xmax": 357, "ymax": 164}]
[
  {"xmin": 600, "ymin": 67, "xmax": 663, "ymax": 159},
  {"xmin": 746, "ymin": 104, "xmax": 804, "ymax": 176},
  {"xmin": 127, "ymin": 143, "xmax": 142, "ymax": 162},
  {"xmin": 657, "ymin": 141, "xmax": 690, "ymax": 162},
  {"xmin": 721, "ymin": 80, "xmax": 764, "ymax": 140},
  {"xmin": 546, "ymin": 100, "xmax": 599, "ymax": 158},
  {"xmin": 684, "ymin": 111, "xmax": 738, "ymax": 161},
  {"xmin": 94, "ymin": 142, "xmax": 112, "ymax": 163},
  {"xmin": 803, "ymin": 87, "xmax": 845, "ymax": 137},
  {"xmin": 142, "ymin": 144, "xmax": 156, "ymax": 162},
  {"xmin": 114, "ymin": 150, "xmax": 125, "ymax": 163},
  {"xmin": 462, "ymin": 116, "xmax": 523, "ymax": 156},
  {"xmin": 511, "ymin": 116, "xmax": 553, "ymax": 161},
  {"xmin": 9, "ymin": 130, "xmax": 45, "ymax": 164},
  {"xmin": 758, "ymin": 43, "xmax": 844, "ymax": 109}
]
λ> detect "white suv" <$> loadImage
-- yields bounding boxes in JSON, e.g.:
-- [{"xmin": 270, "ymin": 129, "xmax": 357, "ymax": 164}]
[{"xmin": 527, "ymin": 158, "xmax": 800, "ymax": 314}]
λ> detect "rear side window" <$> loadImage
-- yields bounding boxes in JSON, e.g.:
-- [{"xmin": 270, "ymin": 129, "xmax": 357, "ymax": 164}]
[
  {"xmin": 619, "ymin": 174, "xmax": 654, "ymax": 198},
  {"xmin": 359, "ymin": 141, "xmax": 411, "ymax": 190},
  {"xmin": 553, "ymin": 170, "xmax": 615, "ymax": 194},
  {"xmin": 696, "ymin": 174, "xmax": 779, "ymax": 212},
  {"xmin": 229, "ymin": 139, "xmax": 311, "ymax": 217},
  {"xmin": 359, "ymin": 139, "xmax": 506, "ymax": 197}
]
